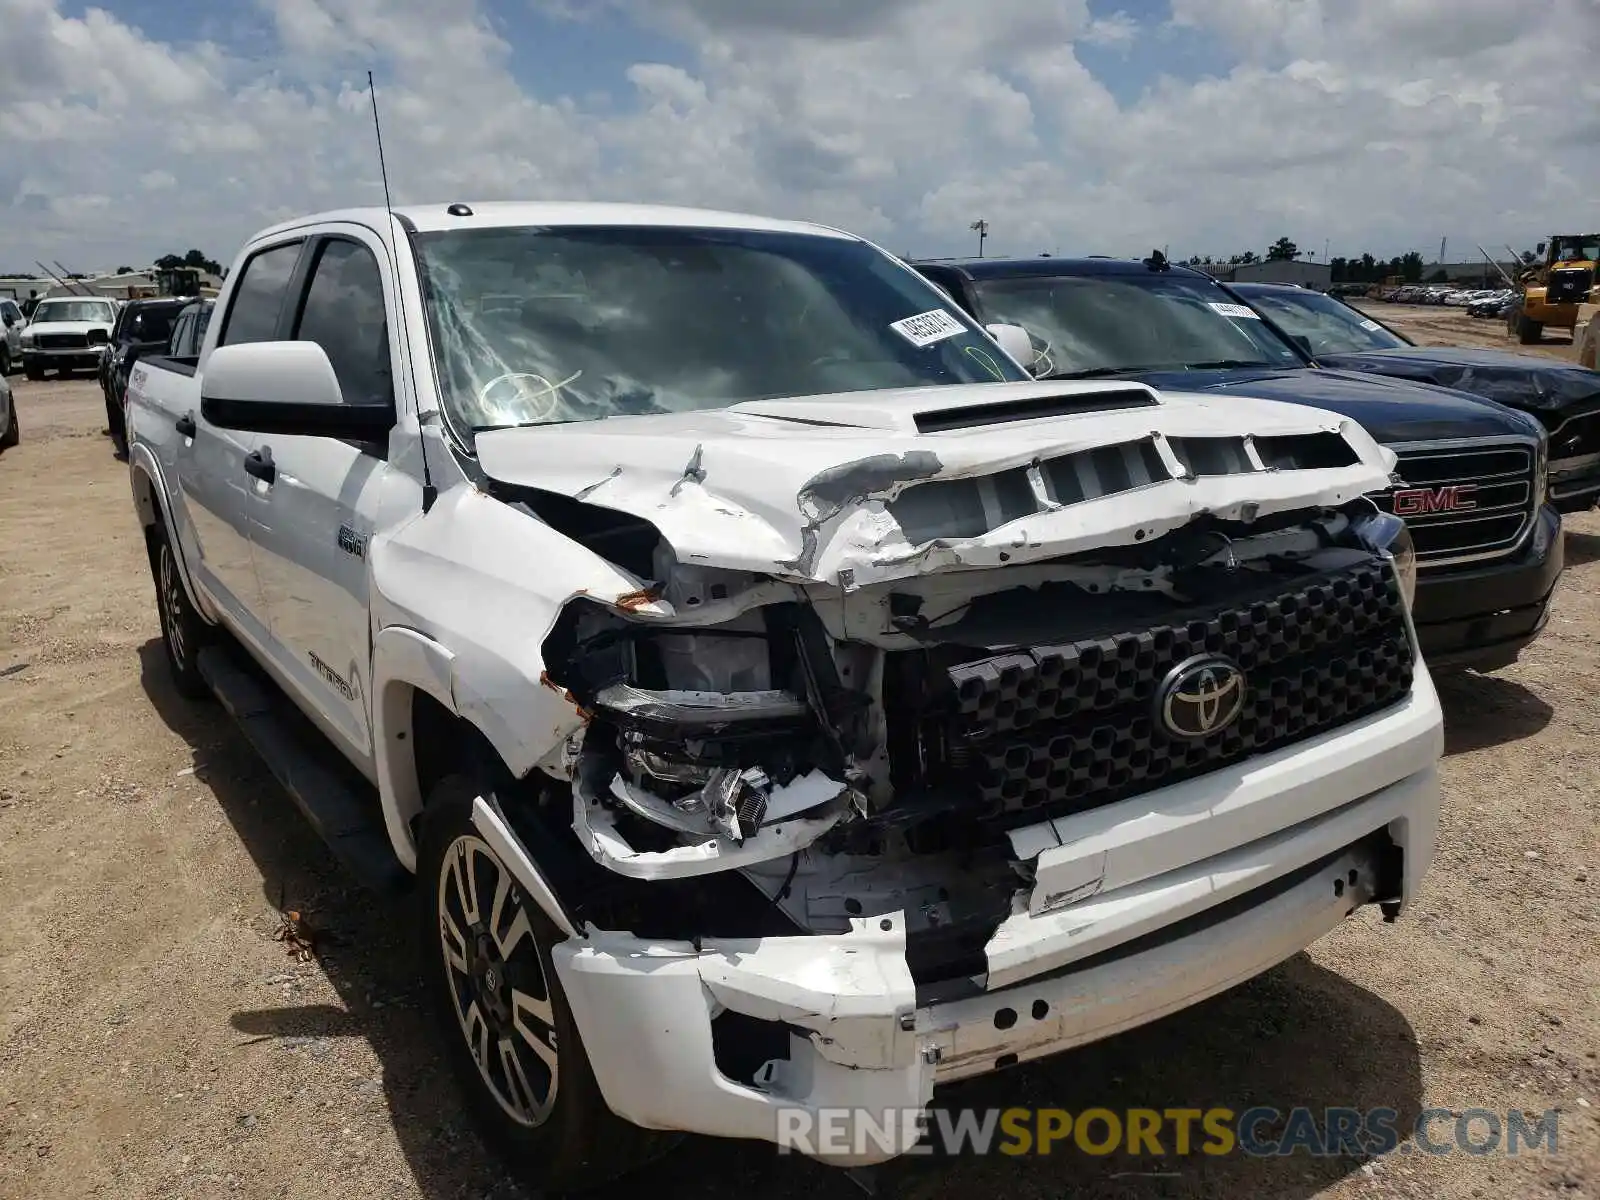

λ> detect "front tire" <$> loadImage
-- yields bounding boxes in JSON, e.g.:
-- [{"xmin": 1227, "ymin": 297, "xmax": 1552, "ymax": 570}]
[
  {"xmin": 416, "ymin": 775, "xmax": 675, "ymax": 1192},
  {"xmin": 0, "ymin": 395, "xmax": 16, "ymax": 450},
  {"xmin": 0, "ymin": 345, "xmax": 11, "ymax": 376},
  {"xmin": 1517, "ymin": 313, "xmax": 1544, "ymax": 344},
  {"xmin": 23, "ymin": 360, "xmax": 43, "ymax": 381},
  {"xmin": 148, "ymin": 523, "xmax": 210, "ymax": 699}
]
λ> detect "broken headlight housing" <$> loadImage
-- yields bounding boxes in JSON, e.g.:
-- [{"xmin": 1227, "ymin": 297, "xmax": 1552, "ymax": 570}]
[{"xmin": 1352, "ymin": 508, "xmax": 1417, "ymax": 610}]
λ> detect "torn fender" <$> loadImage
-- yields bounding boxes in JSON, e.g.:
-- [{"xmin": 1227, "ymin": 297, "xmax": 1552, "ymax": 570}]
[{"xmin": 369, "ymin": 484, "xmax": 649, "ymax": 778}]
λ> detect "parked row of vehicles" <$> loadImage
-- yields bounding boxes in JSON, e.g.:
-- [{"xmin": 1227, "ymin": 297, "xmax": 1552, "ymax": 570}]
[
  {"xmin": 107, "ymin": 202, "xmax": 1596, "ymax": 1190},
  {"xmin": 1373, "ymin": 284, "xmax": 1512, "ymax": 311}
]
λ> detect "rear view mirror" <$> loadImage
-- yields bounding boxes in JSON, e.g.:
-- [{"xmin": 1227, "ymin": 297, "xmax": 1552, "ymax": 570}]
[
  {"xmin": 986, "ymin": 323, "xmax": 1040, "ymax": 375},
  {"xmin": 1291, "ymin": 334, "xmax": 1314, "ymax": 357},
  {"xmin": 201, "ymin": 341, "xmax": 393, "ymax": 439}
]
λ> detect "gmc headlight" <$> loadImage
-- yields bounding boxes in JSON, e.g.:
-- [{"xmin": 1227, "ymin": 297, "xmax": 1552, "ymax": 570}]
[
  {"xmin": 19, "ymin": 330, "xmax": 34, "ymax": 346},
  {"xmin": 1352, "ymin": 509, "xmax": 1417, "ymax": 610}
]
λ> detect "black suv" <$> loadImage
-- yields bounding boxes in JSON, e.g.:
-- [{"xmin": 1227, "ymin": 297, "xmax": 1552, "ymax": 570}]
[
  {"xmin": 100, "ymin": 298, "xmax": 193, "ymax": 456},
  {"xmin": 916, "ymin": 256, "xmax": 1562, "ymax": 674}
]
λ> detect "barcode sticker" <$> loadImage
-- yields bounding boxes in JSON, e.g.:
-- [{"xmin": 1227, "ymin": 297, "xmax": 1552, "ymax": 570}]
[
  {"xmin": 1209, "ymin": 302, "xmax": 1260, "ymax": 319},
  {"xmin": 890, "ymin": 308, "xmax": 967, "ymax": 348},
  {"xmin": 1359, "ymin": 319, "xmax": 1382, "ymax": 331}
]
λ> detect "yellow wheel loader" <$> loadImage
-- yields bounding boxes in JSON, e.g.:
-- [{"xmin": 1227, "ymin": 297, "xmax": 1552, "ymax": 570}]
[{"xmin": 1510, "ymin": 235, "xmax": 1599, "ymax": 344}]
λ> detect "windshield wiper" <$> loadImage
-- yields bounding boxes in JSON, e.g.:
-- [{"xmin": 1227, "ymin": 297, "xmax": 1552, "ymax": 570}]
[{"xmin": 1042, "ymin": 365, "xmax": 1167, "ymax": 380}]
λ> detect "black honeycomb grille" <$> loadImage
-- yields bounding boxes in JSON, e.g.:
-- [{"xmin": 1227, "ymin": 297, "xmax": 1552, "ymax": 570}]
[{"xmin": 930, "ymin": 559, "xmax": 1413, "ymax": 825}]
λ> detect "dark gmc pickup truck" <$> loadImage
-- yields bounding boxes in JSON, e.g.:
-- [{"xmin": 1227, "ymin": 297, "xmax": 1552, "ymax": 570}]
[{"xmin": 915, "ymin": 256, "xmax": 1562, "ymax": 674}]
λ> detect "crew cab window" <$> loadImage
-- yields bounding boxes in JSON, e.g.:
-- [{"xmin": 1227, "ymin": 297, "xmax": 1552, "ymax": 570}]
[
  {"xmin": 0, "ymin": 301, "xmax": 19, "ymax": 325},
  {"xmin": 128, "ymin": 306, "xmax": 179, "ymax": 345},
  {"xmin": 219, "ymin": 242, "xmax": 302, "ymax": 346},
  {"xmin": 291, "ymin": 239, "xmax": 392, "ymax": 406}
]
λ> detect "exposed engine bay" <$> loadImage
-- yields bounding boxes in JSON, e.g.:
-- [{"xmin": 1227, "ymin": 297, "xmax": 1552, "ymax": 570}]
[{"xmin": 536, "ymin": 496, "xmax": 1417, "ymax": 995}]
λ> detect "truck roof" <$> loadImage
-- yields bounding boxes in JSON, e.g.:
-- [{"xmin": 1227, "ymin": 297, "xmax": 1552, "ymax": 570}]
[
  {"xmin": 914, "ymin": 256, "xmax": 1215, "ymax": 280},
  {"xmin": 248, "ymin": 201, "xmax": 862, "ymax": 243}
]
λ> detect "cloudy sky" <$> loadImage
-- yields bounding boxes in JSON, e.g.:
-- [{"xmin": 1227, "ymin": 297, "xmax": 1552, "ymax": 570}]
[{"xmin": 2, "ymin": 0, "xmax": 1597, "ymax": 273}]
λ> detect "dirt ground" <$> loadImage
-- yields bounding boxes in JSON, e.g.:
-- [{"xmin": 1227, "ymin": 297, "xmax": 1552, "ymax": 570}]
[{"xmin": 1, "ymin": 306, "xmax": 1596, "ymax": 1200}]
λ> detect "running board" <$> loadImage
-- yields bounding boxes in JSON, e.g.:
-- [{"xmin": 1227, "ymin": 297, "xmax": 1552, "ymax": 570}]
[{"xmin": 197, "ymin": 645, "xmax": 409, "ymax": 895}]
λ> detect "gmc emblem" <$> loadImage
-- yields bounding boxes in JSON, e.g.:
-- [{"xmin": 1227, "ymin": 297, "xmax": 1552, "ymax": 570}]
[{"xmin": 1392, "ymin": 484, "xmax": 1479, "ymax": 516}]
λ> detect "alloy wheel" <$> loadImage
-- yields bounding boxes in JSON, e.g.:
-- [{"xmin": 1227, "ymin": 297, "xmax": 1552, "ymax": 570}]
[
  {"xmin": 159, "ymin": 544, "xmax": 187, "ymax": 670},
  {"xmin": 437, "ymin": 834, "xmax": 560, "ymax": 1128}
]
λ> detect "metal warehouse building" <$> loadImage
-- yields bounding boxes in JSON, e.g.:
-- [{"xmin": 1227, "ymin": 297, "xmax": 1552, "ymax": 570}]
[{"xmin": 1217, "ymin": 260, "xmax": 1334, "ymax": 289}]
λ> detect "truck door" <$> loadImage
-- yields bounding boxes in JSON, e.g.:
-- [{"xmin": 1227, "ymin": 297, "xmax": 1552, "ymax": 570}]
[
  {"xmin": 181, "ymin": 239, "xmax": 303, "ymax": 640},
  {"xmin": 246, "ymin": 231, "xmax": 401, "ymax": 770}
]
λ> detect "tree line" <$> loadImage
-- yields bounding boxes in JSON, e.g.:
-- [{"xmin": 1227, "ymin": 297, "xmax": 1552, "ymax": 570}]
[
  {"xmin": 1184, "ymin": 237, "xmax": 1540, "ymax": 284},
  {"xmin": 4, "ymin": 248, "xmax": 225, "ymax": 279}
]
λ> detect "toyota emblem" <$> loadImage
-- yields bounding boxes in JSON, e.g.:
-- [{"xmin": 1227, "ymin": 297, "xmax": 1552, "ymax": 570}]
[{"xmin": 1156, "ymin": 654, "xmax": 1247, "ymax": 739}]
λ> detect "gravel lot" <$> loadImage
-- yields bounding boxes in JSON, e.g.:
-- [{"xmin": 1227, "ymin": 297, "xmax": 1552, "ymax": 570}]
[{"xmin": 1, "ymin": 305, "xmax": 1597, "ymax": 1199}]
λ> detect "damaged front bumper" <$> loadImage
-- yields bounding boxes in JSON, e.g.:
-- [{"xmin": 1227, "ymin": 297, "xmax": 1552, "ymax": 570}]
[{"xmin": 550, "ymin": 668, "xmax": 1441, "ymax": 1164}]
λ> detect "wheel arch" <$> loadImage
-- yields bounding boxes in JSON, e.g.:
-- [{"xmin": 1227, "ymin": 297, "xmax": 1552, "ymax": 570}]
[
  {"xmin": 372, "ymin": 626, "xmax": 580, "ymax": 936},
  {"xmin": 128, "ymin": 453, "xmax": 217, "ymax": 624}
]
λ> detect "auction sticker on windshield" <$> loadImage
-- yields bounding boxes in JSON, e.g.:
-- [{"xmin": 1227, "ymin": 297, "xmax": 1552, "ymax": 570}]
[
  {"xmin": 1209, "ymin": 302, "xmax": 1260, "ymax": 319},
  {"xmin": 891, "ymin": 308, "xmax": 967, "ymax": 348},
  {"xmin": 1359, "ymin": 319, "xmax": 1383, "ymax": 331}
]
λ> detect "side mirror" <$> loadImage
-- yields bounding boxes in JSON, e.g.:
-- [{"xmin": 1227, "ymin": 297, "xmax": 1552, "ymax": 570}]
[
  {"xmin": 985, "ymin": 323, "xmax": 1039, "ymax": 375},
  {"xmin": 201, "ymin": 341, "xmax": 394, "ymax": 439}
]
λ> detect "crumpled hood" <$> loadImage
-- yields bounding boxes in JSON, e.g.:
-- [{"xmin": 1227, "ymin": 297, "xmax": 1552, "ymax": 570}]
[
  {"xmin": 474, "ymin": 380, "xmax": 1397, "ymax": 589},
  {"xmin": 1313, "ymin": 346, "xmax": 1600, "ymax": 419},
  {"xmin": 1120, "ymin": 365, "xmax": 1540, "ymax": 443}
]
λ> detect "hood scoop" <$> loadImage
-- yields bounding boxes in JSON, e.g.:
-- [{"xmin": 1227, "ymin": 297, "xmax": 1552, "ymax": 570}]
[
  {"xmin": 911, "ymin": 388, "xmax": 1157, "ymax": 433},
  {"xmin": 734, "ymin": 380, "xmax": 1162, "ymax": 435}
]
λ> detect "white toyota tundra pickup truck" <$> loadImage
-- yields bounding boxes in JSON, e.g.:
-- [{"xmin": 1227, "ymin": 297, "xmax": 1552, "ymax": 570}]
[{"xmin": 124, "ymin": 202, "xmax": 1443, "ymax": 1189}]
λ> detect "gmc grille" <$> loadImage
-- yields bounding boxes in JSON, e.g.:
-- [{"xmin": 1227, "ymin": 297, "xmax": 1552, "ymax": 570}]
[
  {"xmin": 36, "ymin": 333, "xmax": 89, "ymax": 350},
  {"xmin": 887, "ymin": 558, "xmax": 1413, "ymax": 828},
  {"xmin": 1374, "ymin": 441, "xmax": 1537, "ymax": 568}
]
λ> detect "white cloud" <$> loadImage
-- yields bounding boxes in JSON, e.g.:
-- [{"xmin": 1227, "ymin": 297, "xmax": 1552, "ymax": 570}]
[
  {"xmin": 1081, "ymin": 11, "xmax": 1139, "ymax": 49},
  {"xmin": 0, "ymin": 0, "xmax": 1595, "ymax": 271}
]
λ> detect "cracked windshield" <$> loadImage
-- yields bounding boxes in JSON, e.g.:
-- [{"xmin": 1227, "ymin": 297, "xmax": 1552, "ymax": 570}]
[{"xmin": 413, "ymin": 225, "xmax": 1026, "ymax": 438}]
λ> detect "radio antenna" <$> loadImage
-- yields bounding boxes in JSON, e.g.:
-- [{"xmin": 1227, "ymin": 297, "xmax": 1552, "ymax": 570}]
[{"xmin": 368, "ymin": 69, "xmax": 435, "ymax": 512}]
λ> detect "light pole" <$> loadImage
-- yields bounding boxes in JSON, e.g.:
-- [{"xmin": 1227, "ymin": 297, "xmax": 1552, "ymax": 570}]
[{"xmin": 970, "ymin": 219, "xmax": 989, "ymax": 258}]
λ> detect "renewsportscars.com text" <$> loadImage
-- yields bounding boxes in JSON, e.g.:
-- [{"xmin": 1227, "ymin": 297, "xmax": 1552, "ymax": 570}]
[{"xmin": 776, "ymin": 1105, "xmax": 1562, "ymax": 1159}]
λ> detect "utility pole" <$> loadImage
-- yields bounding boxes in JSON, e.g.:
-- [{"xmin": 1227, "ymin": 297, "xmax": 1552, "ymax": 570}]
[{"xmin": 970, "ymin": 219, "xmax": 989, "ymax": 258}]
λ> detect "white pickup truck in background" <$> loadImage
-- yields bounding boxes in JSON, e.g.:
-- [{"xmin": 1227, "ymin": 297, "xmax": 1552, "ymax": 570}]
[{"xmin": 124, "ymin": 201, "xmax": 1443, "ymax": 1190}]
